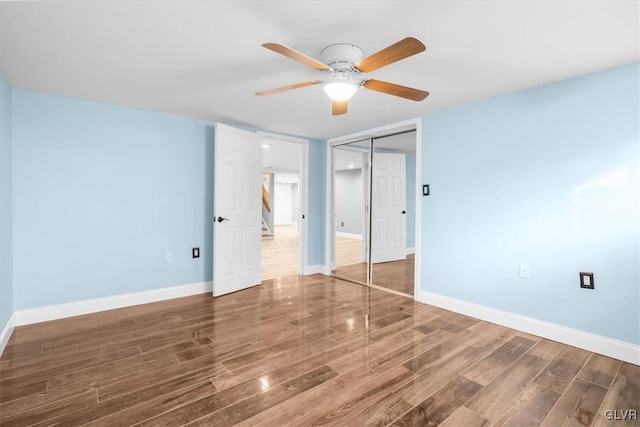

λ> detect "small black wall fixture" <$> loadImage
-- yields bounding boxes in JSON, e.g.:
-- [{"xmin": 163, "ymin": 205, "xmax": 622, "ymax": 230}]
[
  {"xmin": 580, "ymin": 272, "xmax": 594, "ymax": 289},
  {"xmin": 422, "ymin": 184, "xmax": 430, "ymax": 196}
]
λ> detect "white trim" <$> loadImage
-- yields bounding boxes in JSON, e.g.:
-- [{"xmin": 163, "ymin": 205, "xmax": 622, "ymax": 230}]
[
  {"xmin": 303, "ymin": 265, "xmax": 324, "ymax": 275},
  {"xmin": 413, "ymin": 118, "xmax": 422, "ymax": 299},
  {"xmin": 257, "ymin": 131, "xmax": 310, "ymax": 277},
  {"xmin": 416, "ymin": 290, "xmax": 640, "ymax": 365},
  {"xmin": 14, "ymin": 281, "xmax": 213, "ymax": 326},
  {"xmin": 328, "ymin": 118, "xmax": 418, "ymax": 145},
  {"xmin": 0, "ymin": 313, "xmax": 16, "ymax": 357},
  {"xmin": 325, "ymin": 141, "xmax": 332, "ymax": 276},
  {"xmin": 406, "ymin": 246, "xmax": 415, "ymax": 255},
  {"xmin": 336, "ymin": 232, "xmax": 363, "ymax": 239},
  {"xmin": 257, "ymin": 131, "xmax": 308, "ymax": 145}
]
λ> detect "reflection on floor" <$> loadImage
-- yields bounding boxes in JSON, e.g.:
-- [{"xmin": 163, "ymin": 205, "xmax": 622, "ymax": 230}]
[
  {"xmin": 262, "ymin": 224, "xmax": 299, "ymax": 280},
  {"xmin": 3, "ymin": 274, "xmax": 633, "ymax": 426},
  {"xmin": 265, "ymin": 229, "xmax": 413, "ymax": 295},
  {"xmin": 335, "ymin": 254, "xmax": 415, "ymax": 296}
]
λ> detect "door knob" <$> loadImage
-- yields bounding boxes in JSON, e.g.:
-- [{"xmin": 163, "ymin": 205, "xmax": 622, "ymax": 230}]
[
  {"xmin": 401, "ymin": 210, "xmax": 406, "ymax": 214},
  {"xmin": 216, "ymin": 216, "xmax": 229, "ymax": 223}
]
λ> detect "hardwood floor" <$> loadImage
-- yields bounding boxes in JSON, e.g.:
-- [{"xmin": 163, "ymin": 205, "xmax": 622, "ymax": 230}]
[
  {"xmin": 336, "ymin": 234, "xmax": 364, "ymax": 267},
  {"xmin": 261, "ymin": 224, "xmax": 299, "ymax": 280},
  {"xmin": 335, "ymin": 255, "xmax": 415, "ymax": 296},
  {"xmin": 1, "ymin": 275, "xmax": 638, "ymax": 426}
]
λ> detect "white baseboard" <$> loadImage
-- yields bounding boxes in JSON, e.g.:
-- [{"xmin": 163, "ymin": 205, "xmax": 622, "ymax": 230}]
[
  {"xmin": 303, "ymin": 265, "xmax": 324, "ymax": 275},
  {"xmin": 15, "ymin": 281, "xmax": 213, "ymax": 327},
  {"xmin": 336, "ymin": 232, "xmax": 362, "ymax": 240},
  {"xmin": 416, "ymin": 290, "xmax": 640, "ymax": 365},
  {"xmin": 322, "ymin": 265, "xmax": 333, "ymax": 276},
  {"xmin": 406, "ymin": 247, "xmax": 415, "ymax": 255},
  {"xmin": 0, "ymin": 313, "xmax": 16, "ymax": 357}
]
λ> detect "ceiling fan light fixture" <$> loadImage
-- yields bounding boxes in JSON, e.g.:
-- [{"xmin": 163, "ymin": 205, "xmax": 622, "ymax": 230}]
[{"xmin": 323, "ymin": 80, "xmax": 358, "ymax": 102}]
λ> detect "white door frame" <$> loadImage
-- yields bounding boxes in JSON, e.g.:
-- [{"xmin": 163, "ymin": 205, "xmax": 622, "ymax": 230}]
[
  {"xmin": 325, "ymin": 118, "xmax": 422, "ymax": 298},
  {"xmin": 257, "ymin": 131, "xmax": 310, "ymax": 276}
]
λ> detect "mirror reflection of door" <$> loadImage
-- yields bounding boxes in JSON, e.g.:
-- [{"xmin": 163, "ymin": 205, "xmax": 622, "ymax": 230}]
[
  {"xmin": 332, "ymin": 142, "xmax": 369, "ymax": 284},
  {"xmin": 371, "ymin": 153, "xmax": 406, "ymax": 263},
  {"xmin": 370, "ymin": 132, "xmax": 416, "ymax": 296}
]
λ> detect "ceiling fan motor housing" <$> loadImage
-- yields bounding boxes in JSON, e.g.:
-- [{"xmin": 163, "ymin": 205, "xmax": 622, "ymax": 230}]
[{"xmin": 320, "ymin": 43, "xmax": 364, "ymax": 71}]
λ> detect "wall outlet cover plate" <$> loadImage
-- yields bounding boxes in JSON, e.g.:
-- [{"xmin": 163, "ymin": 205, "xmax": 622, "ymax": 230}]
[{"xmin": 580, "ymin": 272, "xmax": 594, "ymax": 289}]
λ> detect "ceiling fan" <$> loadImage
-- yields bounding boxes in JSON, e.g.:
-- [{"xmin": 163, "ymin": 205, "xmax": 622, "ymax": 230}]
[{"xmin": 255, "ymin": 37, "xmax": 429, "ymax": 115}]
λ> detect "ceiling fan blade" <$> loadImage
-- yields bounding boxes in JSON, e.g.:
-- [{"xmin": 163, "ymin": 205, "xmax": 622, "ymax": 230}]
[
  {"xmin": 332, "ymin": 101, "xmax": 348, "ymax": 115},
  {"xmin": 255, "ymin": 80, "xmax": 321, "ymax": 96},
  {"xmin": 355, "ymin": 37, "xmax": 426, "ymax": 73},
  {"xmin": 262, "ymin": 43, "xmax": 330, "ymax": 71},
  {"xmin": 363, "ymin": 79, "xmax": 429, "ymax": 101}
]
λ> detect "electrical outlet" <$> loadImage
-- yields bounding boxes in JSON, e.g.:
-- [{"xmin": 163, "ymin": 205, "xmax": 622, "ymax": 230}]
[
  {"xmin": 192, "ymin": 247, "xmax": 200, "ymax": 258},
  {"xmin": 580, "ymin": 272, "xmax": 594, "ymax": 289},
  {"xmin": 519, "ymin": 264, "xmax": 530, "ymax": 279},
  {"xmin": 165, "ymin": 250, "xmax": 173, "ymax": 262}
]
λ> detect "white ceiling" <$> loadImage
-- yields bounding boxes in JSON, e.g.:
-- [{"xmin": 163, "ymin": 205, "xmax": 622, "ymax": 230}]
[
  {"xmin": 334, "ymin": 148, "xmax": 366, "ymax": 172},
  {"xmin": 274, "ymin": 173, "xmax": 299, "ymax": 184},
  {"xmin": 262, "ymin": 137, "xmax": 301, "ymax": 173},
  {"xmin": 0, "ymin": 2, "xmax": 637, "ymax": 140}
]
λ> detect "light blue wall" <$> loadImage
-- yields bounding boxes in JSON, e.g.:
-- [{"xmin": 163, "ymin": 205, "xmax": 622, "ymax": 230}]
[
  {"xmin": 406, "ymin": 154, "xmax": 416, "ymax": 249},
  {"xmin": 420, "ymin": 63, "xmax": 640, "ymax": 344},
  {"xmin": 307, "ymin": 139, "xmax": 326, "ymax": 266},
  {"xmin": 12, "ymin": 90, "xmax": 215, "ymax": 309},
  {"xmin": 0, "ymin": 70, "xmax": 13, "ymax": 331},
  {"xmin": 11, "ymin": 89, "xmax": 328, "ymax": 310}
]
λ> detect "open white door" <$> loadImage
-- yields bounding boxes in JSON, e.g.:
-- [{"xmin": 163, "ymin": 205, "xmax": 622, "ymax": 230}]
[
  {"xmin": 213, "ymin": 124, "xmax": 262, "ymax": 296},
  {"xmin": 371, "ymin": 152, "xmax": 406, "ymax": 264}
]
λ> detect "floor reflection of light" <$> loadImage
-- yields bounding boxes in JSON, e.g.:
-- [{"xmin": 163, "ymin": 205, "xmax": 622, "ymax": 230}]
[
  {"xmin": 259, "ymin": 377, "xmax": 270, "ymax": 391},
  {"xmin": 347, "ymin": 318, "xmax": 354, "ymax": 330}
]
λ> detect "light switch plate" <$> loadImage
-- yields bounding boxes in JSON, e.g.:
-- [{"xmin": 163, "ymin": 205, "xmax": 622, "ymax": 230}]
[{"xmin": 519, "ymin": 264, "xmax": 530, "ymax": 279}]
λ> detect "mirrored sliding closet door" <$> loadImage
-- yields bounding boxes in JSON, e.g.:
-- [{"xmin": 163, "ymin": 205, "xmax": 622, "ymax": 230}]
[
  {"xmin": 369, "ymin": 132, "xmax": 416, "ymax": 296},
  {"xmin": 331, "ymin": 140, "xmax": 370, "ymax": 285},
  {"xmin": 331, "ymin": 129, "xmax": 417, "ymax": 297}
]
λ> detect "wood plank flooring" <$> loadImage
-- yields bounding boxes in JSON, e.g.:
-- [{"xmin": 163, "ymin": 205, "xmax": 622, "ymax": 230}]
[
  {"xmin": 261, "ymin": 224, "xmax": 300, "ymax": 280},
  {"xmin": 336, "ymin": 234, "xmax": 365, "ymax": 267},
  {"xmin": 335, "ymin": 255, "xmax": 415, "ymax": 296},
  {"xmin": 1, "ymin": 275, "xmax": 638, "ymax": 426}
]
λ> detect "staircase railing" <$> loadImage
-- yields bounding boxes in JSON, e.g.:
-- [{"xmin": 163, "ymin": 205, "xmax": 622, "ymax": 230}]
[
  {"xmin": 261, "ymin": 184, "xmax": 273, "ymax": 236},
  {"xmin": 262, "ymin": 184, "xmax": 271, "ymax": 212}
]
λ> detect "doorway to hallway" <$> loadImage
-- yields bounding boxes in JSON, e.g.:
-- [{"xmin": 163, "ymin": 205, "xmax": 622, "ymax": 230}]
[{"xmin": 259, "ymin": 133, "xmax": 308, "ymax": 281}]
